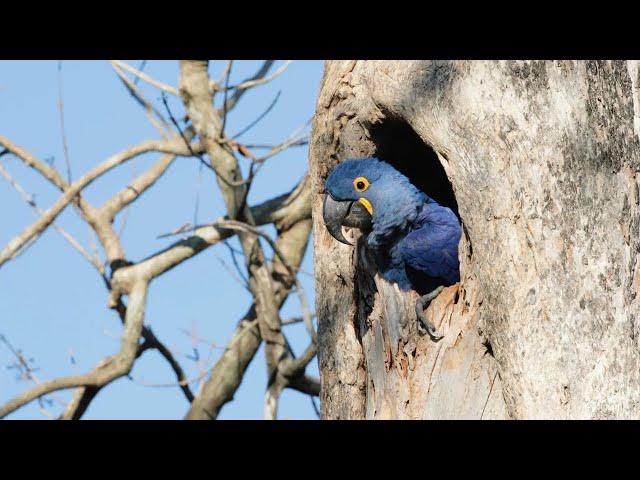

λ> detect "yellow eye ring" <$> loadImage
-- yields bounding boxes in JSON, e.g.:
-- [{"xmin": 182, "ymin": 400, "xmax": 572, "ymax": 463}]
[{"xmin": 353, "ymin": 176, "xmax": 369, "ymax": 192}]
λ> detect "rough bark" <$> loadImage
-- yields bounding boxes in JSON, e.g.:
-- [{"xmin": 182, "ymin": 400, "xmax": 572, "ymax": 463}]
[{"xmin": 310, "ymin": 60, "xmax": 640, "ymax": 419}]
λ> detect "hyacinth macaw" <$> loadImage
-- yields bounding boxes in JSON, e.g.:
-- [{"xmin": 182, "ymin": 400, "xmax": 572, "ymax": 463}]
[{"xmin": 322, "ymin": 157, "xmax": 461, "ymax": 340}]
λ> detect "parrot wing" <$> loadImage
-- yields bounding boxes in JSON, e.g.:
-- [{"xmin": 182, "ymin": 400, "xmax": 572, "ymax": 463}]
[{"xmin": 398, "ymin": 208, "xmax": 461, "ymax": 287}]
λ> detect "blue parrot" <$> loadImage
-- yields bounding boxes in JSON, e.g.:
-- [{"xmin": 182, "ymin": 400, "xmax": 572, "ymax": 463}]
[{"xmin": 322, "ymin": 157, "xmax": 461, "ymax": 340}]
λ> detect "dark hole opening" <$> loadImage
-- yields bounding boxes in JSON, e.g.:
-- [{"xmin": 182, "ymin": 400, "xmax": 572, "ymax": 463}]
[{"xmin": 368, "ymin": 117, "xmax": 459, "ymax": 219}]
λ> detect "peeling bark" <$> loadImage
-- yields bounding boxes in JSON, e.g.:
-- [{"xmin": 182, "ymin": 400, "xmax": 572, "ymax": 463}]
[{"xmin": 311, "ymin": 60, "xmax": 640, "ymax": 419}]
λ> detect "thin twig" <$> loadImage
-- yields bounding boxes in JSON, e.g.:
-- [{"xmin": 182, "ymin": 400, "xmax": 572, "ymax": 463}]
[
  {"xmin": 0, "ymin": 163, "xmax": 103, "ymax": 272},
  {"xmin": 179, "ymin": 328, "xmax": 225, "ymax": 350},
  {"xmin": 111, "ymin": 60, "xmax": 179, "ymax": 96},
  {"xmin": 222, "ymin": 239, "xmax": 250, "ymax": 289},
  {"xmin": 228, "ymin": 61, "xmax": 291, "ymax": 92},
  {"xmin": 282, "ymin": 314, "xmax": 316, "ymax": 326},
  {"xmin": 241, "ymin": 141, "xmax": 308, "ymax": 150},
  {"xmin": 133, "ymin": 60, "xmax": 147, "ymax": 86},
  {"xmin": 132, "ymin": 319, "xmax": 261, "ymax": 390},
  {"xmin": 215, "ymin": 60, "xmax": 233, "ymax": 89},
  {"xmin": 110, "ymin": 61, "xmax": 171, "ymax": 137},
  {"xmin": 220, "ymin": 61, "xmax": 274, "ymax": 113},
  {"xmin": 202, "ymin": 220, "xmax": 316, "ymax": 343},
  {"xmin": 160, "ymin": 92, "xmax": 218, "ymax": 175},
  {"xmin": 57, "ymin": 61, "xmax": 72, "ymax": 183},
  {"xmin": 0, "ymin": 282, "xmax": 150, "ymax": 418},
  {"xmin": 310, "ymin": 397, "xmax": 321, "ymax": 418},
  {"xmin": 214, "ymin": 253, "xmax": 250, "ymax": 292},
  {"xmin": 0, "ymin": 334, "xmax": 69, "ymax": 412},
  {"xmin": 162, "ymin": 93, "xmax": 257, "ymax": 188},
  {"xmin": 254, "ymin": 134, "xmax": 309, "ymax": 164},
  {"xmin": 0, "ymin": 137, "xmax": 194, "ymax": 269},
  {"xmin": 232, "ymin": 90, "xmax": 281, "ymax": 140},
  {"xmin": 221, "ymin": 220, "xmax": 316, "ymax": 343}
]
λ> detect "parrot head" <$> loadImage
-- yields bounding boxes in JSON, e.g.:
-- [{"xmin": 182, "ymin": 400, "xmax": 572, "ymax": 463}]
[{"xmin": 323, "ymin": 157, "xmax": 426, "ymax": 246}]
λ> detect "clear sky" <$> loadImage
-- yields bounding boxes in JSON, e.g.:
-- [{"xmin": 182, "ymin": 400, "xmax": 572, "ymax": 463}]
[{"xmin": 0, "ymin": 60, "xmax": 325, "ymax": 419}]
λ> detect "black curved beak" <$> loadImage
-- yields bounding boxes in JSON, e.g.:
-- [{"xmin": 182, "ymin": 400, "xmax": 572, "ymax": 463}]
[{"xmin": 322, "ymin": 194, "xmax": 372, "ymax": 246}]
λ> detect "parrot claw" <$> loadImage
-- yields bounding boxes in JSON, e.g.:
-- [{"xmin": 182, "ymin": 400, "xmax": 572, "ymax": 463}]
[{"xmin": 415, "ymin": 286, "xmax": 445, "ymax": 341}]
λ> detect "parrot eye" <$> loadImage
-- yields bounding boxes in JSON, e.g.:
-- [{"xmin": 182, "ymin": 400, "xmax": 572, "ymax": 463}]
[{"xmin": 353, "ymin": 176, "xmax": 369, "ymax": 192}]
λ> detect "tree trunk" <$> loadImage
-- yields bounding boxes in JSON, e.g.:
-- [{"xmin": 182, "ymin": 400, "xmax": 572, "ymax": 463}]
[{"xmin": 309, "ymin": 60, "xmax": 640, "ymax": 419}]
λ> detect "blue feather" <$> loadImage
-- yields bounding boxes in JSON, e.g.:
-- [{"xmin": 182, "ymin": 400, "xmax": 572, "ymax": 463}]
[{"xmin": 325, "ymin": 157, "xmax": 461, "ymax": 294}]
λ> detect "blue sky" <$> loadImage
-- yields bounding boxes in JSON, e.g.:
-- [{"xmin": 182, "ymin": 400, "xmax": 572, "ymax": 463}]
[{"xmin": 0, "ymin": 60, "xmax": 324, "ymax": 419}]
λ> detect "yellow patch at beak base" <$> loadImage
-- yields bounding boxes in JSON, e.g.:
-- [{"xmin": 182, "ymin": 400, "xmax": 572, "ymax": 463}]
[{"xmin": 358, "ymin": 197, "xmax": 373, "ymax": 215}]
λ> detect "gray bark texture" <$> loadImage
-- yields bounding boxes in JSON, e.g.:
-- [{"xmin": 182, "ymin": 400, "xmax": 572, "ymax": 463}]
[{"xmin": 309, "ymin": 60, "xmax": 640, "ymax": 419}]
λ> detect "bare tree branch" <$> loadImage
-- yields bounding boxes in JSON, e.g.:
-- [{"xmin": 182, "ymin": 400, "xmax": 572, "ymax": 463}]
[
  {"xmin": 219, "ymin": 60, "xmax": 275, "ymax": 113},
  {"xmin": 252, "ymin": 121, "xmax": 311, "ymax": 164},
  {"xmin": 61, "ymin": 178, "xmax": 310, "ymax": 420},
  {"xmin": 207, "ymin": 219, "xmax": 316, "ymax": 344},
  {"xmin": 288, "ymin": 375, "xmax": 320, "ymax": 396},
  {"xmin": 0, "ymin": 135, "xmax": 72, "ymax": 191},
  {"xmin": 112, "ymin": 175, "xmax": 310, "ymax": 291},
  {"xmin": 221, "ymin": 61, "xmax": 292, "ymax": 116},
  {"xmin": 1, "ymin": 58, "xmax": 314, "ymax": 421},
  {"xmin": 60, "ymin": 290, "xmax": 194, "ymax": 419},
  {"xmin": 160, "ymin": 92, "xmax": 228, "ymax": 180},
  {"xmin": 231, "ymin": 90, "xmax": 281, "ymax": 140},
  {"xmin": 0, "ymin": 136, "xmax": 201, "ymax": 269},
  {"xmin": 110, "ymin": 60, "xmax": 180, "ymax": 96},
  {"xmin": 110, "ymin": 61, "xmax": 171, "ymax": 137},
  {"xmin": 0, "ymin": 282, "xmax": 149, "ymax": 418},
  {"xmin": 57, "ymin": 61, "xmax": 73, "ymax": 183},
  {"xmin": 100, "ymin": 150, "xmax": 181, "ymax": 221},
  {"xmin": 181, "ymin": 66, "xmax": 285, "ymax": 372},
  {"xmin": 0, "ymin": 162, "xmax": 102, "ymax": 272},
  {"xmin": 138, "ymin": 325, "xmax": 195, "ymax": 402},
  {"xmin": 0, "ymin": 133, "xmax": 201, "ymax": 418},
  {"xmin": 185, "ymin": 218, "xmax": 313, "ymax": 419},
  {"xmin": 228, "ymin": 61, "xmax": 291, "ymax": 91},
  {"xmin": 178, "ymin": 60, "xmax": 315, "ymax": 419},
  {"xmin": 215, "ymin": 60, "xmax": 233, "ymax": 88}
]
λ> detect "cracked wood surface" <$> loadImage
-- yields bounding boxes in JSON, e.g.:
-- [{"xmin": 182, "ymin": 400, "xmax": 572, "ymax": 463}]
[{"xmin": 311, "ymin": 60, "xmax": 640, "ymax": 419}]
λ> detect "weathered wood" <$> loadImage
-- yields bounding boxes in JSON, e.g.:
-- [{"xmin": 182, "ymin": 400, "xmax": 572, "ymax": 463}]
[{"xmin": 310, "ymin": 60, "xmax": 640, "ymax": 419}]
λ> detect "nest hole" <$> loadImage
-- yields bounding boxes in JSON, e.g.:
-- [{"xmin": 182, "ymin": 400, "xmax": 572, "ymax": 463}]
[{"xmin": 368, "ymin": 116, "xmax": 459, "ymax": 219}]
